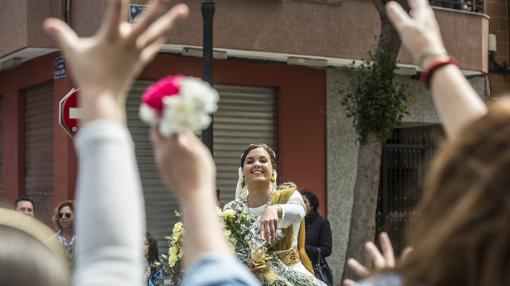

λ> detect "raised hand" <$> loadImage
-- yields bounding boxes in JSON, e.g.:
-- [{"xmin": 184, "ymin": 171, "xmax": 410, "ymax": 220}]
[
  {"xmin": 385, "ymin": 0, "xmax": 487, "ymax": 136},
  {"xmin": 150, "ymin": 129, "xmax": 215, "ymax": 200},
  {"xmin": 259, "ymin": 205, "xmax": 281, "ymax": 245},
  {"xmin": 43, "ymin": 0, "xmax": 189, "ymax": 124},
  {"xmin": 343, "ymin": 232, "xmax": 412, "ymax": 286},
  {"xmin": 385, "ymin": 0, "xmax": 447, "ymax": 68}
]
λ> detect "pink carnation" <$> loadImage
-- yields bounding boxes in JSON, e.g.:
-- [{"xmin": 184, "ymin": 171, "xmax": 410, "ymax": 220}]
[
  {"xmin": 142, "ymin": 75, "xmax": 183, "ymax": 116},
  {"xmin": 139, "ymin": 74, "xmax": 219, "ymax": 136}
]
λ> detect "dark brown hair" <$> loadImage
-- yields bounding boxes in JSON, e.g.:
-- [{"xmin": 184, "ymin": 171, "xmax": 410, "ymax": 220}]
[
  {"xmin": 240, "ymin": 143, "xmax": 277, "ymax": 170},
  {"xmin": 14, "ymin": 196, "xmax": 35, "ymax": 211},
  {"xmin": 398, "ymin": 101, "xmax": 510, "ymax": 286}
]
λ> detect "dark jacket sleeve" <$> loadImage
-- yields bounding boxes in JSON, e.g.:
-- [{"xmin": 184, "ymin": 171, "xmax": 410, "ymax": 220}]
[
  {"xmin": 305, "ymin": 216, "xmax": 333, "ymax": 263},
  {"xmin": 320, "ymin": 220, "xmax": 332, "ymax": 258},
  {"xmin": 305, "ymin": 243, "xmax": 319, "ymax": 261}
]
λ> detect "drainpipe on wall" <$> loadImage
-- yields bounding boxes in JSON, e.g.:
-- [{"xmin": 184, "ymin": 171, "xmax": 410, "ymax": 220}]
[
  {"xmin": 201, "ymin": 0, "xmax": 215, "ymax": 154},
  {"xmin": 64, "ymin": 0, "xmax": 71, "ymax": 25}
]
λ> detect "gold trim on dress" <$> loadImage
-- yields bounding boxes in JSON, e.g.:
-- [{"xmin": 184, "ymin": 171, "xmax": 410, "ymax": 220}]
[{"xmin": 277, "ymin": 248, "xmax": 301, "ymax": 266}]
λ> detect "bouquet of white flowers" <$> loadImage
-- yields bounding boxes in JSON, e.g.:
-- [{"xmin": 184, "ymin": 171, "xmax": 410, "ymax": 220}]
[{"xmin": 165, "ymin": 201, "xmax": 326, "ymax": 286}]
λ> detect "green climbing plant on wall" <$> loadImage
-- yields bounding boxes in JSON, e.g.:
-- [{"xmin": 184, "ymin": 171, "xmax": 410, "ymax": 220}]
[{"xmin": 341, "ymin": 50, "xmax": 409, "ymax": 143}]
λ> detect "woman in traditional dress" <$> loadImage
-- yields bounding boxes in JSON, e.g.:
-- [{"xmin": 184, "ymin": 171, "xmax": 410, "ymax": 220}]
[{"xmin": 224, "ymin": 143, "xmax": 319, "ymax": 282}]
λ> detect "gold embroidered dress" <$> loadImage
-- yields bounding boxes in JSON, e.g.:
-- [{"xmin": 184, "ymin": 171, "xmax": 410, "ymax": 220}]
[{"xmin": 225, "ymin": 186, "xmax": 315, "ymax": 277}]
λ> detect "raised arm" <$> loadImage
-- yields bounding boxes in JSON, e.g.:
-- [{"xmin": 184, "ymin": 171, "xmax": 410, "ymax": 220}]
[
  {"xmin": 386, "ymin": 0, "xmax": 487, "ymax": 136},
  {"xmin": 43, "ymin": 0, "xmax": 189, "ymax": 285},
  {"xmin": 151, "ymin": 131, "xmax": 260, "ymax": 286}
]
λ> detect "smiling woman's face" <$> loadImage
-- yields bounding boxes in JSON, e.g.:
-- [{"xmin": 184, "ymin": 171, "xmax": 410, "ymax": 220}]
[{"xmin": 242, "ymin": 147, "xmax": 274, "ymax": 186}]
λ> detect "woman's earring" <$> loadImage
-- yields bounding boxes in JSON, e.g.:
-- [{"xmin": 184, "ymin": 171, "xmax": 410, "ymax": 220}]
[
  {"xmin": 271, "ymin": 175, "xmax": 276, "ymax": 183},
  {"xmin": 241, "ymin": 176, "xmax": 246, "ymax": 188}
]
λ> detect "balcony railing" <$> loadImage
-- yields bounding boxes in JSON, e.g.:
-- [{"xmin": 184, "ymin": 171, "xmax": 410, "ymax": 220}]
[{"xmin": 430, "ymin": 0, "xmax": 484, "ymax": 13}]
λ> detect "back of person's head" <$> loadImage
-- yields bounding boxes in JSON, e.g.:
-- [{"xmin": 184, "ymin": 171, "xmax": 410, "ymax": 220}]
[
  {"xmin": 301, "ymin": 188, "xmax": 319, "ymax": 213},
  {"xmin": 146, "ymin": 232, "xmax": 160, "ymax": 265},
  {"xmin": 0, "ymin": 208, "xmax": 69, "ymax": 286},
  {"xmin": 399, "ymin": 100, "xmax": 510, "ymax": 286}
]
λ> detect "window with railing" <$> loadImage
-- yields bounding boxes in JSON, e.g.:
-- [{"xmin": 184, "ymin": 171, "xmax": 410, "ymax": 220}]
[{"xmin": 430, "ymin": 0, "xmax": 485, "ymax": 13}]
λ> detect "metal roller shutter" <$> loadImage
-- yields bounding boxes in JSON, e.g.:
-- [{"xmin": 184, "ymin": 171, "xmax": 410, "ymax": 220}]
[
  {"xmin": 24, "ymin": 83, "xmax": 54, "ymax": 224},
  {"xmin": 214, "ymin": 85, "xmax": 277, "ymax": 202},
  {"xmin": 127, "ymin": 82, "xmax": 277, "ymax": 248},
  {"xmin": 127, "ymin": 82, "xmax": 177, "ymax": 247}
]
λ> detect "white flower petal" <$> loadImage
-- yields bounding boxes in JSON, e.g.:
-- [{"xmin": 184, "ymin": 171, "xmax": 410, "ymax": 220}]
[{"xmin": 139, "ymin": 104, "xmax": 160, "ymax": 126}]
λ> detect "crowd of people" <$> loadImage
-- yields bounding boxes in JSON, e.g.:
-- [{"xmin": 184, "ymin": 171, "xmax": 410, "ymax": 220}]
[{"xmin": 0, "ymin": 0, "xmax": 508, "ymax": 285}]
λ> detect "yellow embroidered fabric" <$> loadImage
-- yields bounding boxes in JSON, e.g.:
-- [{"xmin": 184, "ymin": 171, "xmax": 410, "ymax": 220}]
[
  {"xmin": 269, "ymin": 187, "xmax": 314, "ymax": 274},
  {"xmin": 277, "ymin": 248, "xmax": 301, "ymax": 265}
]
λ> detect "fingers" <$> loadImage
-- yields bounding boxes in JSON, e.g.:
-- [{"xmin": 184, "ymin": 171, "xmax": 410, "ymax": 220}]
[
  {"xmin": 259, "ymin": 220, "xmax": 276, "ymax": 244},
  {"xmin": 119, "ymin": 0, "xmax": 129, "ymax": 25},
  {"xmin": 365, "ymin": 241, "xmax": 386, "ymax": 269},
  {"xmin": 139, "ymin": 37, "xmax": 166, "ymax": 66},
  {"xmin": 150, "ymin": 127, "xmax": 166, "ymax": 163},
  {"xmin": 385, "ymin": 1, "xmax": 413, "ymax": 31},
  {"xmin": 401, "ymin": 246, "xmax": 414, "ymax": 260},
  {"xmin": 259, "ymin": 224, "xmax": 267, "ymax": 242},
  {"xmin": 269, "ymin": 219, "xmax": 277, "ymax": 244},
  {"xmin": 343, "ymin": 279, "xmax": 357, "ymax": 286},
  {"xmin": 409, "ymin": 0, "xmax": 429, "ymax": 10},
  {"xmin": 100, "ymin": 0, "xmax": 122, "ymax": 40},
  {"xmin": 43, "ymin": 18, "xmax": 79, "ymax": 54},
  {"xmin": 379, "ymin": 232, "xmax": 395, "ymax": 267},
  {"xmin": 346, "ymin": 258, "xmax": 370, "ymax": 277},
  {"xmin": 136, "ymin": 4, "xmax": 189, "ymax": 49}
]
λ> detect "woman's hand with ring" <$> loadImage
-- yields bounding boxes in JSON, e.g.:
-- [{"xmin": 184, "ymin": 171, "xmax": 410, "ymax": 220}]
[{"xmin": 259, "ymin": 206, "xmax": 281, "ymax": 245}]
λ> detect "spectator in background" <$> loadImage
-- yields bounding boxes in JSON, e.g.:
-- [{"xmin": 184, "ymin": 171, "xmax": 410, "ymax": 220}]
[
  {"xmin": 302, "ymin": 190, "xmax": 332, "ymax": 266},
  {"xmin": 145, "ymin": 232, "xmax": 164, "ymax": 286},
  {"xmin": 52, "ymin": 200, "xmax": 76, "ymax": 260},
  {"xmin": 14, "ymin": 196, "xmax": 35, "ymax": 217},
  {"xmin": 216, "ymin": 189, "xmax": 225, "ymax": 209}
]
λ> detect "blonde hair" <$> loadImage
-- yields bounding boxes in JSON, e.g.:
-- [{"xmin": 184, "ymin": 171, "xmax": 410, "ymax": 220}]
[
  {"xmin": 0, "ymin": 208, "xmax": 69, "ymax": 285},
  {"xmin": 52, "ymin": 200, "xmax": 74, "ymax": 231}
]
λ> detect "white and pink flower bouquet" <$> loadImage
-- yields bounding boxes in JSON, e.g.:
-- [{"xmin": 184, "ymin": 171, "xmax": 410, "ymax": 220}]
[{"xmin": 139, "ymin": 75, "xmax": 219, "ymax": 136}]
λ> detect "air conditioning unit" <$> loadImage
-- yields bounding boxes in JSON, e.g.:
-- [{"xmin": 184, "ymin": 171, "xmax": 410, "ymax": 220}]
[{"xmin": 489, "ymin": 33, "xmax": 497, "ymax": 53}]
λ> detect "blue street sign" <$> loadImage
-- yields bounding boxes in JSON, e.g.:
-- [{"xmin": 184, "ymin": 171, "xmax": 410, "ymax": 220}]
[
  {"xmin": 129, "ymin": 4, "xmax": 146, "ymax": 23},
  {"xmin": 54, "ymin": 57, "xmax": 67, "ymax": 79}
]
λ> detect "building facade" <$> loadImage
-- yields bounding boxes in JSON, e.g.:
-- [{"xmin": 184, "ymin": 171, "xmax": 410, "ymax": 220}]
[{"xmin": 0, "ymin": 0, "xmax": 490, "ymax": 282}]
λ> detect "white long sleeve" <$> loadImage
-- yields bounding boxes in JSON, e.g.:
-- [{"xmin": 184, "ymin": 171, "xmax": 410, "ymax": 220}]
[
  {"xmin": 275, "ymin": 191, "xmax": 306, "ymax": 229},
  {"xmin": 73, "ymin": 121, "xmax": 145, "ymax": 286}
]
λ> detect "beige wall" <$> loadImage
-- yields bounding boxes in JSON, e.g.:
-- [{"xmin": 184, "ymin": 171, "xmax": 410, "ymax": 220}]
[
  {"xmin": 0, "ymin": 0, "xmax": 61, "ymax": 56},
  {"xmin": 0, "ymin": 0, "xmax": 28, "ymax": 56},
  {"xmin": 1, "ymin": 0, "xmax": 488, "ymax": 72}
]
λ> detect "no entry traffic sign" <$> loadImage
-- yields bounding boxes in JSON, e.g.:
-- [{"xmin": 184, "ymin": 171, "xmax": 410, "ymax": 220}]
[{"xmin": 59, "ymin": 88, "xmax": 80, "ymax": 137}]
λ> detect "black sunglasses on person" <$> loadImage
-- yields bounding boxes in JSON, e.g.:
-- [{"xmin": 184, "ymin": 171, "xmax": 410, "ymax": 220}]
[{"xmin": 58, "ymin": 212, "xmax": 72, "ymax": 219}]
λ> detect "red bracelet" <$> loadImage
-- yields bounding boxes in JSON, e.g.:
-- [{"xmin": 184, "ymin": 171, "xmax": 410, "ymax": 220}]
[{"xmin": 420, "ymin": 57, "xmax": 459, "ymax": 88}]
